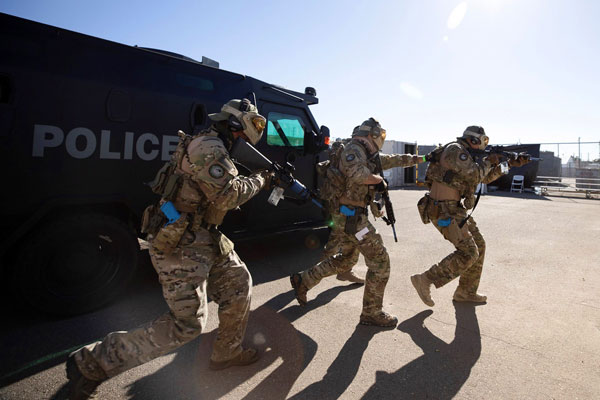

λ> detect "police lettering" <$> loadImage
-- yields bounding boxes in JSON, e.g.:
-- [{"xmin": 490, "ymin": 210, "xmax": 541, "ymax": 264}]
[{"xmin": 32, "ymin": 124, "xmax": 178, "ymax": 161}]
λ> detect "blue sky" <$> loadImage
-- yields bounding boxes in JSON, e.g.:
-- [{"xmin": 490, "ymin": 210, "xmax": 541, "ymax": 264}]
[{"xmin": 2, "ymin": 0, "xmax": 599, "ymax": 160}]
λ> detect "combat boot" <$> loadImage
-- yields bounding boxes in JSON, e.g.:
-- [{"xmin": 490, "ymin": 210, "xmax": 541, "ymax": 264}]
[
  {"xmin": 209, "ymin": 348, "xmax": 260, "ymax": 370},
  {"xmin": 359, "ymin": 311, "xmax": 398, "ymax": 327},
  {"xmin": 453, "ymin": 287, "xmax": 487, "ymax": 303},
  {"xmin": 336, "ymin": 270, "xmax": 365, "ymax": 284},
  {"xmin": 290, "ymin": 273, "xmax": 308, "ymax": 306},
  {"xmin": 65, "ymin": 354, "xmax": 103, "ymax": 400},
  {"xmin": 410, "ymin": 273, "xmax": 435, "ymax": 307}
]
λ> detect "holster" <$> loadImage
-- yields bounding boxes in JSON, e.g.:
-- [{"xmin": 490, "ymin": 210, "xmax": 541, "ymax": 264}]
[
  {"xmin": 344, "ymin": 214, "xmax": 360, "ymax": 235},
  {"xmin": 140, "ymin": 204, "xmax": 167, "ymax": 236}
]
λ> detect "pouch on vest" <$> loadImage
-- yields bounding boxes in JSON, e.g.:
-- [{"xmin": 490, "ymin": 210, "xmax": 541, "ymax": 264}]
[
  {"xmin": 147, "ymin": 162, "xmax": 182, "ymax": 201},
  {"xmin": 141, "ymin": 204, "xmax": 167, "ymax": 236},
  {"xmin": 417, "ymin": 195, "xmax": 431, "ymax": 225},
  {"xmin": 151, "ymin": 214, "xmax": 189, "ymax": 255}
]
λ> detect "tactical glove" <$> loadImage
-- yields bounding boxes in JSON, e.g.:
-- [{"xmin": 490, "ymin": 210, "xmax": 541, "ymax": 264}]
[
  {"xmin": 508, "ymin": 154, "xmax": 531, "ymax": 167},
  {"xmin": 487, "ymin": 153, "xmax": 501, "ymax": 165},
  {"xmin": 375, "ymin": 179, "xmax": 388, "ymax": 192},
  {"xmin": 260, "ymin": 170, "xmax": 276, "ymax": 190}
]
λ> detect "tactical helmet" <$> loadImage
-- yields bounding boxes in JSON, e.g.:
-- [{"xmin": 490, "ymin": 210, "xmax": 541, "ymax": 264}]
[
  {"xmin": 352, "ymin": 118, "xmax": 386, "ymax": 150},
  {"xmin": 461, "ymin": 125, "xmax": 489, "ymax": 150},
  {"xmin": 208, "ymin": 98, "xmax": 267, "ymax": 145}
]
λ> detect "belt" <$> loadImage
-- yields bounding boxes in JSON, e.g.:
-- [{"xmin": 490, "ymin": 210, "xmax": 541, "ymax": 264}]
[{"xmin": 427, "ymin": 194, "xmax": 460, "ymax": 205}]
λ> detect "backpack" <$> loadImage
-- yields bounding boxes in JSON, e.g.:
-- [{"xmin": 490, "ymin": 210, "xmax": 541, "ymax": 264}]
[
  {"xmin": 147, "ymin": 130, "xmax": 192, "ymax": 201},
  {"xmin": 316, "ymin": 139, "xmax": 350, "ymax": 205}
]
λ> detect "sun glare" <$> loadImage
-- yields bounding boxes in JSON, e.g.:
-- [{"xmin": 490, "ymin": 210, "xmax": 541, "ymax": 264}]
[
  {"xmin": 447, "ymin": 2, "xmax": 468, "ymax": 29},
  {"xmin": 400, "ymin": 82, "xmax": 424, "ymax": 100}
]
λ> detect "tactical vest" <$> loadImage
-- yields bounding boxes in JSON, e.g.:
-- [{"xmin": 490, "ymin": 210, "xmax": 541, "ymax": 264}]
[
  {"xmin": 147, "ymin": 129, "xmax": 227, "ymax": 226},
  {"xmin": 424, "ymin": 141, "xmax": 476, "ymax": 201},
  {"xmin": 147, "ymin": 130, "xmax": 190, "ymax": 201},
  {"xmin": 425, "ymin": 142, "xmax": 474, "ymax": 196},
  {"xmin": 315, "ymin": 139, "xmax": 351, "ymax": 208}
]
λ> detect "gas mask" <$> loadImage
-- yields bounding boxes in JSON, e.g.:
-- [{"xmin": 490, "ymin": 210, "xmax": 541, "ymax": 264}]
[{"xmin": 221, "ymin": 104, "xmax": 266, "ymax": 145}]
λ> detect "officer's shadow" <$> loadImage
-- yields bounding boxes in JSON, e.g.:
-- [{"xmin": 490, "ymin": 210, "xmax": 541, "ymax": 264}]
[
  {"xmin": 362, "ymin": 303, "xmax": 482, "ymax": 400},
  {"xmin": 124, "ymin": 283, "xmax": 360, "ymax": 400}
]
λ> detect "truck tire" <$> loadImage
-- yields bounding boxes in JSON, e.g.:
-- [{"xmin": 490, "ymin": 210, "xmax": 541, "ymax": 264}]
[{"xmin": 13, "ymin": 213, "xmax": 139, "ymax": 315}]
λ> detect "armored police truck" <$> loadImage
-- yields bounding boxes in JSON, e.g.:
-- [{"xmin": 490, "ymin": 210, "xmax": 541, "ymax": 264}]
[{"xmin": 0, "ymin": 13, "xmax": 330, "ymax": 315}]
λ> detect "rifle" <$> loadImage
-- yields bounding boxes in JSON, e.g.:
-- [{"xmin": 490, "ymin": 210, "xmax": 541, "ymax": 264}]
[
  {"xmin": 468, "ymin": 145, "xmax": 542, "ymax": 165},
  {"xmin": 230, "ymin": 138, "xmax": 323, "ymax": 209},
  {"xmin": 373, "ymin": 154, "xmax": 398, "ymax": 242}
]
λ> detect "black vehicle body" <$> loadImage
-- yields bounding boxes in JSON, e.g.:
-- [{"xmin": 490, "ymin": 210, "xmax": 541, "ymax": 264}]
[{"xmin": 0, "ymin": 13, "xmax": 329, "ymax": 314}]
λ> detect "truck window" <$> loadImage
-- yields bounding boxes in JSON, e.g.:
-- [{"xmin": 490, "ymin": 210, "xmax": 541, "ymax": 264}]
[{"xmin": 266, "ymin": 112, "xmax": 305, "ymax": 147}]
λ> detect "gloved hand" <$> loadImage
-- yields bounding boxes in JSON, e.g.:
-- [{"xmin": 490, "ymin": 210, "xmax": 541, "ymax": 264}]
[
  {"xmin": 487, "ymin": 153, "xmax": 501, "ymax": 165},
  {"xmin": 509, "ymin": 154, "xmax": 531, "ymax": 167},
  {"xmin": 375, "ymin": 179, "xmax": 388, "ymax": 192},
  {"xmin": 260, "ymin": 170, "xmax": 276, "ymax": 190}
]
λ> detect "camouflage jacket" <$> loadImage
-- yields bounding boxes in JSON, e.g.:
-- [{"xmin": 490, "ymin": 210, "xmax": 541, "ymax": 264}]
[
  {"xmin": 338, "ymin": 139, "xmax": 421, "ymax": 206},
  {"xmin": 425, "ymin": 139, "xmax": 504, "ymax": 203},
  {"xmin": 174, "ymin": 127, "xmax": 268, "ymax": 225}
]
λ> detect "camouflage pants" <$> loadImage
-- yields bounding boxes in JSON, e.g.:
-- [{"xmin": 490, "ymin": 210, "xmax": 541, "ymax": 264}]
[
  {"xmin": 73, "ymin": 228, "xmax": 252, "ymax": 381},
  {"xmin": 424, "ymin": 200, "xmax": 485, "ymax": 294},
  {"xmin": 320, "ymin": 226, "xmax": 360, "ymax": 264},
  {"xmin": 300, "ymin": 211, "xmax": 390, "ymax": 316}
]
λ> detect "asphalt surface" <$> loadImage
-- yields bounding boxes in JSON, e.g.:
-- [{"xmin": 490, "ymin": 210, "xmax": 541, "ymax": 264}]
[{"xmin": 1, "ymin": 189, "xmax": 599, "ymax": 399}]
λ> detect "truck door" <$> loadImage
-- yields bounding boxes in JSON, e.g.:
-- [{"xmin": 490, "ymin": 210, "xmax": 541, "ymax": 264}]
[{"xmin": 248, "ymin": 101, "xmax": 323, "ymax": 230}]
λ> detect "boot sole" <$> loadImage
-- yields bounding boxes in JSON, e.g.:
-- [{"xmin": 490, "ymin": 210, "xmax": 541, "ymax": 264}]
[
  {"xmin": 359, "ymin": 319, "xmax": 398, "ymax": 328},
  {"xmin": 453, "ymin": 296, "xmax": 487, "ymax": 303},
  {"xmin": 336, "ymin": 276, "xmax": 365, "ymax": 284},
  {"xmin": 411, "ymin": 275, "xmax": 435, "ymax": 307}
]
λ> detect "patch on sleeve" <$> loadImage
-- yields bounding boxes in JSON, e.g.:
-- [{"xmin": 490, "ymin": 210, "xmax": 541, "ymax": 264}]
[
  {"xmin": 346, "ymin": 153, "xmax": 356, "ymax": 162},
  {"xmin": 459, "ymin": 153, "xmax": 468, "ymax": 161},
  {"xmin": 209, "ymin": 164, "xmax": 225, "ymax": 179}
]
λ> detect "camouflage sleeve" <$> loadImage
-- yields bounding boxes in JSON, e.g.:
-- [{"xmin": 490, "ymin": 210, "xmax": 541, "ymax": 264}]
[
  {"xmin": 442, "ymin": 144, "xmax": 493, "ymax": 184},
  {"xmin": 339, "ymin": 145, "xmax": 372, "ymax": 185},
  {"xmin": 211, "ymin": 173, "xmax": 268, "ymax": 211},
  {"xmin": 188, "ymin": 136, "xmax": 267, "ymax": 210},
  {"xmin": 379, "ymin": 153, "xmax": 420, "ymax": 170},
  {"xmin": 482, "ymin": 164, "xmax": 505, "ymax": 184}
]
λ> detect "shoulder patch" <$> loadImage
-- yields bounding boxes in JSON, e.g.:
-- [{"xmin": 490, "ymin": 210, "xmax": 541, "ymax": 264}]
[
  {"xmin": 459, "ymin": 153, "xmax": 468, "ymax": 161},
  {"xmin": 346, "ymin": 154, "xmax": 356, "ymax": 162},
  {"xmin": 209, "ymin": 164, "xmax": 225, "ymax": 179}
]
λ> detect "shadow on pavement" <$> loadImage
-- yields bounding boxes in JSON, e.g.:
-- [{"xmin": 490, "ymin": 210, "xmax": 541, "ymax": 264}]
[
  {"xmin": 362, "ymin": 303, "xmax": 481, "ymax": 399},
  {"xmin": 123, "ymin": 285, "xmax": 359, "ymax": 400},
  {"xmin": 288, "ymin": 324, "xmax": 388, "ymax": 400},
  {"xmin": 0, "ymin": 228, "xmax": 330, "ymax": 389}
]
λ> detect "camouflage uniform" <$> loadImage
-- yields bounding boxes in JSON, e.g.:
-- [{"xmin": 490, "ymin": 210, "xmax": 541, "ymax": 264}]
[
  {"xmin": 297, "ymin": 138, "xmax": 421, "ymax": 319},
  {"xmin": 71, "ymin": 125, "xmax": 269, "ymax": 382},
  {"xmin": 417, "ymin": 138, "xmax": 504, "ymax": 297}
]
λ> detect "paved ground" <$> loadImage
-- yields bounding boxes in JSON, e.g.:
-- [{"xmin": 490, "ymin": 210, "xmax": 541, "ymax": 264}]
[{"xmin": 1, "ymin": 189, "xmax": 599, "ymax": 399}]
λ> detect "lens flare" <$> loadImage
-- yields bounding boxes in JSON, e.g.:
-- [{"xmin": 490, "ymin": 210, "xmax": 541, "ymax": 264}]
[{"xmin": 447, "ymin": 2, "xmax": 468, "ymax": 29}]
